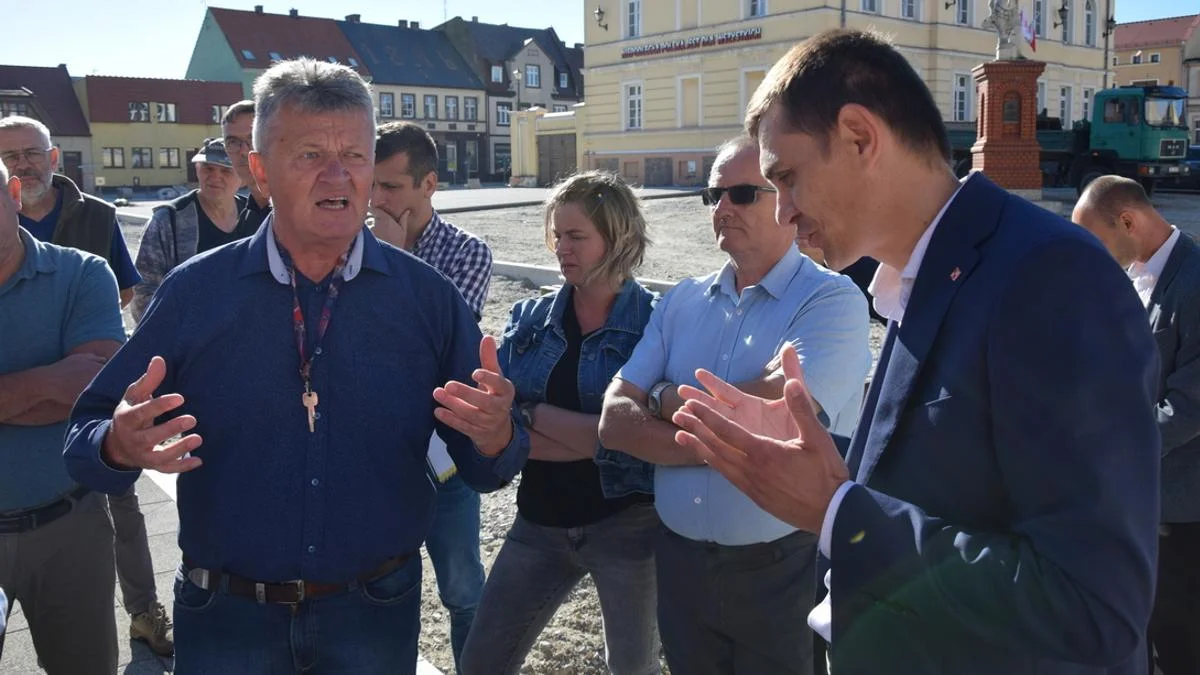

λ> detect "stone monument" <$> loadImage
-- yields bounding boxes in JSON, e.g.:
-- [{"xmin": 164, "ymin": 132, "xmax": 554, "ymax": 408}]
[{"xmin": 971, "ymin": 0, "xmax": 1046, "ymax": 198}]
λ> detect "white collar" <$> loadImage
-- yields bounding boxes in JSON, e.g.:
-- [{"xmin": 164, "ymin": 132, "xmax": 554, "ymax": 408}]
[
  {"xmin": 265, "ymin": 216, "xmax": 365, "ymax": 284},
  {"xmin": 1128, "ymin": 226, "xmax": 1180, "ymax": 288},
  {"xmin": 867, "ymin": 180, "xmax": 965, "ymax": 324}
]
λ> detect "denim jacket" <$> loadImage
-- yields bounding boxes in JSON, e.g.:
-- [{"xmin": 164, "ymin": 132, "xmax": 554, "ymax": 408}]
[{"xmin": 499, "ymin": 279, "xmax": 658, "ymax": 498}]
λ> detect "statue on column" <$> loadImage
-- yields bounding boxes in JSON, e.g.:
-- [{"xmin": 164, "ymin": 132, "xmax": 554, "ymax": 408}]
[{"xmin": 981, "ymin": 0, "xmax": 1021, "ymax": 60}]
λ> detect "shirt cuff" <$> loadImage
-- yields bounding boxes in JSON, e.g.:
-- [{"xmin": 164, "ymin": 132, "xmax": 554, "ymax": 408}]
[
  {"xmin": 479, "ymin": 417, "xmax": 530, "ymax": 483},
  {"xmin": 819, "ymin": 481, "xmax": 856, "ymax": 558}
]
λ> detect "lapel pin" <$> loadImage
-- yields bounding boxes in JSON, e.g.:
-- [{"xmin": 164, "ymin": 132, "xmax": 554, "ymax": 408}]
[{"xmin": 950, "ymin": 267, "xmax": 961, "ymax": 282}]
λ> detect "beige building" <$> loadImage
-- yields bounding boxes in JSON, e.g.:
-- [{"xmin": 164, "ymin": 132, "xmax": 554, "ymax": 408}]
[
  {"xmin": 1114, "ymin": 14, "xmax": 1200, "ymax": 142},
  {"xmin": 575, "ymin": 0, "xmax": 1116, "ymax": 185}
]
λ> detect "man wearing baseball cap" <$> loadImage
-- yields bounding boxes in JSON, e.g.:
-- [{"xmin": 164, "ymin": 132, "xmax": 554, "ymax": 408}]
[{"xmin": 131, "ymin": 138, "xmax": 248, "ymax": 322}]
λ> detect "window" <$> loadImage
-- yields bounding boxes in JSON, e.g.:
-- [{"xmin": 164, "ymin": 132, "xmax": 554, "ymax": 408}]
[
  {"xmin": 491, "ymin": 65, "xmax": 504, "ymax": 83},
  {"xmin": 380, "ymin": 93, "xmax": 395, "ymax": 118},
  {"xmin": 749, "ymin": 0, "xmax": 766, "ymax": 17},
  {"xmin": 401, "ymin": 94, "xmax": 416, "ymax": 119},
  {"xmin": 464, "ymin": 96, "xmax": 478, "ymax": 121},
  {"xmin": 131, "ymin": 147, "xmax": 153, "ymax": 169},
  {"xmin": 1034, "ymin": 0, "xmax": 1045, "ymax": 37},
  {"xmin": 626, "ymin": 0, "xmax": 641, "ymax": 38},
  {"xmin": 957, "ymin": 0, "xmax": 972, "ymax": 25},
  {"xmin": 1037, "ymin": 80, "xmax": 1046, "ymax": 114},
  {"xmin": 210, "ymin": 104, "xmax": 229, "ymax": 124},
  {"xmin": 1113, "ymin": 56, "xmax": 1119, "ymax": 66},
  {"xmin": 159, "ymin": 148, "xmax": 180, "ymax": 168},
  {"xmin": 624, "ymin": 83, "xmax": 643, "ymax": 130},
  {"xmin": 496, "ymin": 102, "xmax": 513, "ymax": 126},
  {"xmin": 156, "ymin": 102, "xmax": 177, "ymax": 123},
  {"xmin": 861, "ymin": 0, "xmax": 878, "ymax": 13},
  {"xmin": 241, "ymin": 49, "xmax": 256, "ymax": 60},
  {"xmin": 559, "ymin": 72, "xmax": 569, "ymax": 89},
  {"xmin": 128, "ymin": 102, "xmax": 149, "ymax": 122},
  {"xmin": 901, "ymin": 0, "xmax": 918, "ymax": 20},
  {"xmin": 1150, "ymin": 53, "xmax": 1161, "ymax": 64},
  {"xmin": 102, "ymin": 147, "xmax": 124, "ymax": 168},
  {"xmin": 493, "ymin": 142, "xmax": 511, "ymax": 174},
  {"xmin": 1082, "ymin": 87, "xmax": 1094, "ymax": 123},
  {"xmin": 1084, "ymin": 0, "xmax": 1096, "ymax": 47},
  {"xmin": 327, "ymin": 56, "xmax": 338, "ymax": 64},
  {"xmin": 1133, "ymin": 53, "xmax": 1143, "ymax": 64},
  {"xmin": 348, "ymin": 57, "xmax": 359, "ymax": 67},
  {"xmin": 526, "ymin": 65, "xmax": 541, "ymax": 88},
  {"xmin": 1060, "ymin": 2, "xmax": 1072, "ymax": 43},
  {"xmin": 269, "ymin": 51, "xmax": 282, "ymax": 61},
  {"xmin": 424, "ymin": 95, "xmax": 438, "ymax": 119},
  {"xmin": 446, "ymin": 96, "xmax": 459, "ymax": 120},
  {"xmin": 953, "ymin": 73, "xmax": 972, "ymax": 122},
  {"xmin": 552, "ymin": 104, "xmax": 568, "ymax": 113},
  {"xmin": 0, "ymin": 101, "xmax": 30, "ymax": 118},
  {"xmin": 1059, "ymin": 86, "xmax": 1073, "ymax": 127}
]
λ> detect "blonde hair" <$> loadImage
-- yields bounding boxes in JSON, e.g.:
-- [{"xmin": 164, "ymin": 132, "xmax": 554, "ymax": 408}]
[{"xmin": 544, "ymin": 170, "xmax": 650, "ymax": 287}]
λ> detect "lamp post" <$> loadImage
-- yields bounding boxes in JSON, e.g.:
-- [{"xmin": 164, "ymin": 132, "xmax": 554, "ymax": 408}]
[
  {"xmin": 512, "ymin": 68, "xmax": 523, "ymax": 112},
  {"xmin": 1101, "ymin": 3, "xmax": 1117, "ymax": 89}
]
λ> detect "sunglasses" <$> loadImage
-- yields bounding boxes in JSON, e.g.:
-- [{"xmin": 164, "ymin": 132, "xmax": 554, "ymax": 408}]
[{"xmin": 700, "ymin": 184, "xmax": 777, "ymax": 206}]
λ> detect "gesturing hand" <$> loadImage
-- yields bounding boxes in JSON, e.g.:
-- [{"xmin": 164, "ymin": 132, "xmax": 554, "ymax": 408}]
[
  {"xmin": 102, "ymin": 356, "xmax": 203, "ymax": 474},
  {"xmin": 434, "ymin": 336, "xmax": 517, "ymax": 456},
  {"xmin": 672, "ymin": 344, "xmax": 848, "ymax": 533}
]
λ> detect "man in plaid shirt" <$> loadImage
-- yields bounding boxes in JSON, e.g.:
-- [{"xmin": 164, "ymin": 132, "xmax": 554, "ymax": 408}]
[{"xmin": 371, "ymin": 121, "xmax": 493, "ymax": 674}]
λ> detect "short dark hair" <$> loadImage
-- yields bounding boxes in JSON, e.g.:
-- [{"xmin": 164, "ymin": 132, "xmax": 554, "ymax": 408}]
[
  {"xmin": 1079, "ymin": 175, "xmax": 1153, "ymax": 223},
  {"xmin": 746, "ymin": 29, "xmax": 951, "ymax": 163},
  {"xmin": 376, "ymin": 121, "xmax": 438, "ymax": 182},
  {"xmin": 222, "ymin": 100, "xmax": 255, "ymax": 126}
]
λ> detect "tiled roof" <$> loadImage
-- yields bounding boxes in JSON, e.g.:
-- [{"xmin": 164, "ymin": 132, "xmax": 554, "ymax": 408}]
[
  {"xmin": 337, "ymin": 21, "xmax": 483, "ymax": 89},
  {"xmin": 1115, "ymin": 14, "xmax": 1200, "ymax": 50},
  {"xmin": 83, "ymin": 76, "xmax": 243, "ymax": 125},
  {"xmin": 438, "ymin": 18, "xmax": 581, "ymax": 97},
  {"xmin": 0, "ymin": 64, "xmax": 90, "ymax": 136},
  {"xmin": 208, "ymin": 7, "xmax": 367, "ymax": 74}
]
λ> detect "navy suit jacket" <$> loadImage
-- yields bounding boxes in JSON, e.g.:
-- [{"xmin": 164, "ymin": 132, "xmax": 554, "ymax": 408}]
[
  {"xmin": 1149, "ymin": 234, "xmax": 1200, "ymax": 522},
  {"xmin": 829, "ymin": 174, "xmax": 1161, "ymax": 674}
]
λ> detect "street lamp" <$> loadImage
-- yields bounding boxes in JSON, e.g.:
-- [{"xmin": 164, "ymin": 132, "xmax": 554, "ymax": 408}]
[
  {"xmin": 593, "ymin": 6, "xmax": 608, "ymax": 30},
  {"xmin": 1102, "ymin": 4, "xmax": 1117, "ymax": 89},
  {"xmin": 1052, "ymin": 1, "xmax": 1069, "ymax": 29},
  {"xmin": 512, "ymin": 68, "xmax": 523, "ymax": 112}
]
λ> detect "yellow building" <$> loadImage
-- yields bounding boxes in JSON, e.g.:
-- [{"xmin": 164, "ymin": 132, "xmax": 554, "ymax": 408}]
[
  {"xmin": 578, "ymin": 0, "xmax": 1116, "ymax": 185},
  {"xmin": 75, "ymin": 76, "xmax": 243, "ymax": 192},
  {"xmin": 1113, "ymin": 14, "xmax": 1200, "ymax": 140}
]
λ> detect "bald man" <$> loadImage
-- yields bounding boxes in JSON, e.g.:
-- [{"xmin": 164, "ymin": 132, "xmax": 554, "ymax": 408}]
[{"xmin": 1074, "ymin": 175, "xmax": 1200, "ymax": 675}]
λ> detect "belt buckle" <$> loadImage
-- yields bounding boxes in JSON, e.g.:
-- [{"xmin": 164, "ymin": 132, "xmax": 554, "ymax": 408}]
[{"xmin": 282, "ymin": 579, "xmax": 306, "ymax": 605}]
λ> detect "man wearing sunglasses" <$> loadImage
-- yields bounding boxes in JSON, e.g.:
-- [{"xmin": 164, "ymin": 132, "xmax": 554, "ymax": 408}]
[{"xmin": 600, "ymin": 135, "xmax": 871, "ymax": 674}]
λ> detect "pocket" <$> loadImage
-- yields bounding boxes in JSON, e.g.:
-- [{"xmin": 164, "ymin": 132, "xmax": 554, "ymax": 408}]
[
  {"xmin": 173, "ymin": 569, "xmax": 219, "ymax": 614},
  {"xmin": 359, "ymin": 558, "xmax": 421, "ymax": 606}
]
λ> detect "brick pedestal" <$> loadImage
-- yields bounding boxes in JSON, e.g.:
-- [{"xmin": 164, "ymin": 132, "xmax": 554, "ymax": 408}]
[{"xmin": 970, "ymin": 59, "xmax": 1046, "ymax": 191}]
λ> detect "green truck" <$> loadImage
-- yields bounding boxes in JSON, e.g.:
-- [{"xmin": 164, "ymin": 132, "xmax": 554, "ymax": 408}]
[{"xmin": 947, "ymin": 85, "xmax": 1192, "ymax": 195}]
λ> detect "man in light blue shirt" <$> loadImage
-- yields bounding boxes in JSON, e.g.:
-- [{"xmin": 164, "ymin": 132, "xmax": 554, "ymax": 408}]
[{"xmin": 599, "ymin": 135, "xmax": 871, "ymax": 675}]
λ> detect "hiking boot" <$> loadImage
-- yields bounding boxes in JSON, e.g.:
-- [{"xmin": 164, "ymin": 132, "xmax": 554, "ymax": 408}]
[{"xmin": 130, "ymin": 601, "xmax": 174, "ymax": 656}]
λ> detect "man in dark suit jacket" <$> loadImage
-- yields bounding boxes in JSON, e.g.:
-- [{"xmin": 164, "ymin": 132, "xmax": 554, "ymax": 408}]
[
  {"xmin": 670, "ymin": 29, "xmax": 1161, "ymax": 675},
  {"xmin": 1074, "ymin": 175, "xmax": 1200, "ymax": 675}
]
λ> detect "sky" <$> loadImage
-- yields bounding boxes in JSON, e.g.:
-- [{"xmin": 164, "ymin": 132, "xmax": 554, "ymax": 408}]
[{"xmin": 0, "ymin": 0, "xmax": 1193, "ymax": 79}]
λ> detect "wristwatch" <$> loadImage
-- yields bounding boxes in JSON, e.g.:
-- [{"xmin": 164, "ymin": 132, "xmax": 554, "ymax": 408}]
[
  {"xmin": 518, "ymin": 402, "xmax": 537, "ymax": 429},
  {"xmin": 647, "ymin": 381, "xmax": 673, "ymax": 420}
]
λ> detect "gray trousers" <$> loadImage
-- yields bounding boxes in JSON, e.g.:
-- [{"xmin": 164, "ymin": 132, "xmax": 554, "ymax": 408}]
[
  {"xmin": 109, "ymin": 485, "xmax": 157, "ymax": 614},
  {"xmin": 0, "ymin": 492, "xmax": 118, "ymax": 675},
  {"xmin": 656, "ymin": 527, "xmax": 819, "ymax": 675},
  {"xmin": 461, "ymin": 503, "xmax": 662, "ymax": 675}
]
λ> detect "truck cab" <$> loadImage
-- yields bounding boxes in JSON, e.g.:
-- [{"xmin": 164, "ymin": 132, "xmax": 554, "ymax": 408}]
[{"xmin": 1078, "ymin": 85, "xmax": 1191, "ymax": 194}]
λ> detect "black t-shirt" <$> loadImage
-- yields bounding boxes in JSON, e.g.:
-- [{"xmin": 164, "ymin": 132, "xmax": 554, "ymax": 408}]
[
  {"xmin": 516, "ymin": 300, "xmax": 653, "ymax": 528},
  {"xmin": 196, "ymin": 194, "xmax": 251, "ymax": 254},
  {"xmin": 238, "ymin": 193, "xmax": 272, "ymax": 236}
]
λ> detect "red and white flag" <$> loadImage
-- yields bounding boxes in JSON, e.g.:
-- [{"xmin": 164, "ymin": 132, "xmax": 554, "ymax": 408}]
[{"xmin": 1021, "ymin": 8, "xmax": 1038, "ymax": 52}]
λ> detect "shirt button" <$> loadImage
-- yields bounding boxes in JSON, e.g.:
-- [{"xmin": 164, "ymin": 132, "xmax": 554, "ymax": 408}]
[
  {"xmin": 736, "ymin": 308, "xmax": 744, "ymax": 315},
  {"xmin": 722, "ymin": 354, "xmax": 729, "ymax": 361},
  {"xmin": 310, "ymin": 478, "xmax": 319, "ymax": 487},
  {"xmin": 694, "ymin": 497, "xmax": 702, "ymax": 504},
  {"xmin": 315, "ymin": 347, "xmax": 323, "ymax": 355},
  {"xmin": 314, "ymin": 412, "xmax": 321, "ymax": 420},
  {"xmin": 307, "ymin": 545, "xmax": 316, "ymax": 553}
]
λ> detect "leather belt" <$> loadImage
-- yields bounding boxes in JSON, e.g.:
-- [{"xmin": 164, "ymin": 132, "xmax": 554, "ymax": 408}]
[
  {"xmin": 184, "ymin": 552, "xmax": 413, "ymax": 606},
  {"xmin": 0, "ymin": 486, "xmax": 90, "ymax": 535}
]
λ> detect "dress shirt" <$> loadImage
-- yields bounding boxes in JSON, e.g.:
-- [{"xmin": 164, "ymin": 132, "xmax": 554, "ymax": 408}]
[
  {"xmin": 411, "ymin": 211, "xmax": 493, "ymax": 318},
  {"xmin": 64, "ymin": 217, "xmax": 528, "ymax": 583},
  {"xmin": 1128, "ymin": 226, "xmax": 1180, "ymax": 307}
]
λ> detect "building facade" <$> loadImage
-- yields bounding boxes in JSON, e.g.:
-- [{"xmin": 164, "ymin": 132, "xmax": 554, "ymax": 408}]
[
  {"xmin": 580, "ymin": 0, "xmax": 1116, "ymax": 185},
  {"xmin": 1114, "ymin": 14, "xmax": 1200, "ymax": 142},
  {"xmin": 77, "ymin": 76, "xmax": 243, "ymax": 192},
  {"xmin": 0, "ymin": 65, "xmax": 94, "ymax": 192}
]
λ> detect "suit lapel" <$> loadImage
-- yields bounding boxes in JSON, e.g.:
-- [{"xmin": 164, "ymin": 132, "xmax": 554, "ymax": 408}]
[
  {"xmin": 855, "ymin": 174, "xmax": 1004, "ymax": 484},
  {"xmin": 1149, "ymin": 234, "xmax": 1196, "ymax": 310}
]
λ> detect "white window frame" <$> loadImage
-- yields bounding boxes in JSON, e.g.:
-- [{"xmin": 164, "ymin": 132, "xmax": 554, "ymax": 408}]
[
  {"xmin": 1034, "ymin": 0, "xmax": 1046, "ymax": 37},
  {"xmin": 158, "ymin": 147, "xmax": 180, "ymax": 169},
  {"xmin": 1059, "ymin": 85, "xmax": 1073, "ymax": 127},
  {"xmin": 861, "ymin": 0, "xmax": 880, "ymax": 13},
  {"xmin": 496, "ymin": 102, "xmax": 513, "ymax": 126},
  {"xmin": 128, "ymin": 102, "xmax": 149, "ymax": 123},
  {"xmin": 424, "ymin": 95, "xmax": 438, "ymax": 119},
  {"xmin": 1084, "ymin": 0, "xmax": 1096, "ymax": 47},
  {"xmin": 957, "ymin": 0, "xmax": 972, "ymax": 25},
  {"xmin": 1082, "ymin": 87, "xmax": 1094, "ymax": 123},
  {"xmin": 446, "ymin": 96, "xmax": 459, "ymax": 120},
  {"xmin": 379, "ymin": 92, "xmax": 395, "ymax": 118},
  {"xmin": 676, "ymin": 74, "xmax": 702, "ymax": 128},
  {"xmin": 401, "ymin": 94, "xmax": 416, "ymax": 119},
  {"xmin": 748, "ymin": 0, "xmax": 767, "ymax": 18},
  {"xmin": 491, "ymin": 65, "xmax": 503, "ymax": 83},
  {"xmin": 623, "ymin": 80, "xmax": 644, "ymax": 131},
  {"xmin": 525, "ymin": 64, "xmax": 541, "ymax": 88},
  {"xmin": 156, "ymin": 102, "xmax": 177, "ymax": 123},
  {"xmin": 464, "ymin": 96, "xmax": 478, "ymax": 121},
  {"xmin": 952, "ymin": 72, "xmax": 972, "ymax": 122},
  {"xmin": 626, "ymin": 0, "xmax": 642, "ymax": 38},
  {"xmin": 559, "ymin": 72, "xmax": 568, "ymax": 89},
  {"xmin": 901, "ymin": 0, "xmax": 919, "ymax": 21},
  {"xmin": 131, "ymin": 147, "xmax": 153, "ymax": 169}
]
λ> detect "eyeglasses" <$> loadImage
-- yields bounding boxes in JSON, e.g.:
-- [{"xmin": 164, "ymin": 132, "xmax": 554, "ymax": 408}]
[
  {"xmin": 223, "ymin": 136, "xmax": 252, "ymax": 151},
  {"xmin": 0, "ymin": 148, "xmax": 51, "ymax": 166},
  {"xmin": 700, "ymin": 184, "xmax": 777, "ymax": 206}
]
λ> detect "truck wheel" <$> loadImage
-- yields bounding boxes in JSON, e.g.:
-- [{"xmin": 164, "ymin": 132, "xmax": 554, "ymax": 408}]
[
  {"xmin": 1141, "ymin": 178, "xmax": 1156, "ymax": 198},
  {"xmin": 1077, "ymin": 170, "xmax": 1106, "ymax": 196}
]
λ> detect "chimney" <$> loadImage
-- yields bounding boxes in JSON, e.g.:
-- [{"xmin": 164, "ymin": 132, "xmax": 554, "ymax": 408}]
[
  {"xmin": 472, "ymin": 16, "xmax": 478, "ymax": 22},
  {"xmin": 289, "ymin": 8, "xmax": 299, "ymax": 17},
  {"xmin": 411, "ymin": 21, "xmax": 420, "ymax": 29},
  {"xmin": 398, "ymin": 19, "xmax": 408, "ymax": 28},
  {"xmin": 254, "ymin": 4, "xmax": 263, "ymax": 13},
  {"xmin": 574, "ymin": 43, "xmax": 583, "ymax": 49},
  {"xmin": 345, "ymin": 14, "xmax": 361, "ymax": 22}
]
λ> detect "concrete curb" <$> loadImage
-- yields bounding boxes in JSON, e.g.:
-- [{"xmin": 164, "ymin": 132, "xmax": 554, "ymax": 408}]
[{"xmin": 492, "ymin": 261, "xmax": 678, "ymax": 294}]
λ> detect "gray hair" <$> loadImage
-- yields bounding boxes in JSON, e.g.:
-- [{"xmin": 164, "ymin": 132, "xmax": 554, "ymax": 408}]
[
  {"xmin": 0, "ymin": 116, "xmax": 52, "ymax": 146},
  {"xmin": 251, "ymin": 59, "xmax": 375, "ymax": 152},
  {"xmin": 710, "ymin": 134, "xmax": 758, "ymax": 182}
]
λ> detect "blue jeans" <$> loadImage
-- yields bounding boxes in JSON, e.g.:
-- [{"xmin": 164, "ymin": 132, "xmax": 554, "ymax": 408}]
[
  {"xmin": 424, "ymin": 474, "xmax": 484, "ymax": 674},
  {"xmin": 460, "ymin": 503, "xmax": 662, "ymax": 675},
  {"xmin": 172, "ymin": 556, "xmax": 421, "ymax": 674}
]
